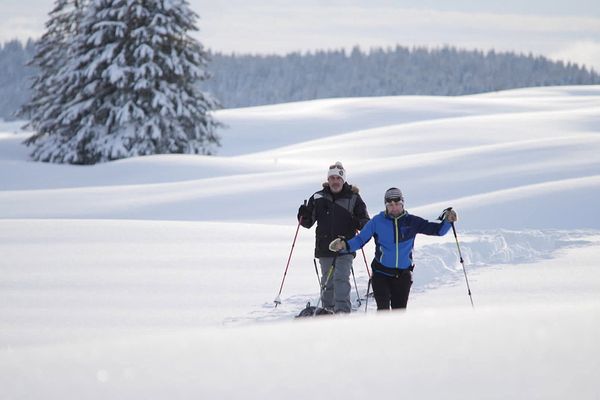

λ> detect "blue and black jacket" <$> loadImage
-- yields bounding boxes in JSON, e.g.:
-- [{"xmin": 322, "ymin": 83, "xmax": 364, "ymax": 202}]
[{"xmin": 346, "ymin": 210, "xmax": 451, "ymax": 276}]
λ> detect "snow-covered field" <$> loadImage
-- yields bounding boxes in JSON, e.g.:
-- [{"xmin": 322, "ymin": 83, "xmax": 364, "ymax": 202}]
[{"xmin": 1, "ymin": 86, "xmax": 599, "ymax": 399}]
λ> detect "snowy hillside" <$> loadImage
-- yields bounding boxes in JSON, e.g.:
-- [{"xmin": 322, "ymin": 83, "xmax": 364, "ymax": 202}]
[
  {"xmin": 1, "ymin": 86, "xmax": 599, "ymax": 399},
  {"xmin": 2, "ymin": 86, "xmax": 599, "ymax": 229}
]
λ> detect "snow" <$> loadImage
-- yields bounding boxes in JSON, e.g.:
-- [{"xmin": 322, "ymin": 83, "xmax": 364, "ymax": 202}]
[{"xmin": 1, "ymin": 85, "xmax": 599, "ymax": 399}]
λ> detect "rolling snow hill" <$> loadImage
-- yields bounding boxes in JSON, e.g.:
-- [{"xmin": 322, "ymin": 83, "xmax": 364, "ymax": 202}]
[{"xmin": 1, "ymin": 85, "xmax": 599, "ymax": 399}]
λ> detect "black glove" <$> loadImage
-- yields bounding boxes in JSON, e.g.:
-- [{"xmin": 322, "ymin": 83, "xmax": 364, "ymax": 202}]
[{"xmin": 298, "ymin": 204, "xmax": 310, "ymax": 221}]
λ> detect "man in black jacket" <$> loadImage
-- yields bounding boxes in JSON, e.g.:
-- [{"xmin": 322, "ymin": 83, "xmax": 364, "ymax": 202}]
[{"xmin": 297, "ymin": 162, "xmax": 370, "ymax": 313}]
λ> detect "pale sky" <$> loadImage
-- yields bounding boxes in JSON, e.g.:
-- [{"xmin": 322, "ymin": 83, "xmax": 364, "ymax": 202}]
[{"xmin": 2, "ymin": 0, "xmax": 600, "ymax": 70}]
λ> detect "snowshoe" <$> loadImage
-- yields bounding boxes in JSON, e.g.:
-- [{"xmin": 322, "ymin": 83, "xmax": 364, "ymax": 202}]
[{"xmin": 295, "ymin": 302, "xmax": 334, "ymax": 318}]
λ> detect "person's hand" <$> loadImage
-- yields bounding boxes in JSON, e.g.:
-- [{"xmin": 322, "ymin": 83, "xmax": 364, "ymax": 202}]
[
  {"xmin": 297, "ymin": 203, "xmax": 309, "ymax": 220},
  {"xmin": 444, "ymin": 209, "xmax": 458, "ymax": 222},
  {"xmin": 328, "ymin": 238, "xmax": 347, "ymax": 252}
]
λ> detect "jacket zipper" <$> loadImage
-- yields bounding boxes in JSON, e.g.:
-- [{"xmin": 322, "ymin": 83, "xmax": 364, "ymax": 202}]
[
  {"xmin": 330, "ymin": 196, "xmax": 335, "ymax": 241},
  {"xmin": 394, "ymin": 217, "xmax": 399, "ymax": 268}
]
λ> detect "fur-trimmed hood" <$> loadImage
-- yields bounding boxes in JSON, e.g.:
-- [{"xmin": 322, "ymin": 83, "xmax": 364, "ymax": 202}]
[{"xmin": 322, "ymin": 182, "xmax": 360, "ymax": 194}]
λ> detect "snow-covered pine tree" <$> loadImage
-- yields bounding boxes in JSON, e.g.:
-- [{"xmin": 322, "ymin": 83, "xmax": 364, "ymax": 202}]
[
  {"xmin": 19, "ymin": 0, "xmax": 86, "ymax": 142},
  {"xmin": 25, "ymin": 0, "xmax": 220, "ymax": 164}
]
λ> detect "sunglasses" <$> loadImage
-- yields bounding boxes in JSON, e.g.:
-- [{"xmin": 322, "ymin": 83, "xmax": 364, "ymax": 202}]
[{"xmin": 385, "ymin": 197, "xmax": 403, "ymax": 204}]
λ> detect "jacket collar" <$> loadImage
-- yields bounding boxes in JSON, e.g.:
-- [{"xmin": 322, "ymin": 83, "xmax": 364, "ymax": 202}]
[
  {"xmin": 384, "ymin": 209, "xmax": 407, "ymax": 220},
  {"xmin": 322, "ymin": 182, "xmax": 358, "ymax": 196}
]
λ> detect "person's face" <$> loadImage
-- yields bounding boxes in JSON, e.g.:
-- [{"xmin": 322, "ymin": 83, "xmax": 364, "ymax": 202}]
[
  {"xmin": 385, "ymin": 198, "xmax": 404, "ymax": 217},
  {"xmin": 328, "ymin": 175, "xmax": 344, "ymax": 193}
]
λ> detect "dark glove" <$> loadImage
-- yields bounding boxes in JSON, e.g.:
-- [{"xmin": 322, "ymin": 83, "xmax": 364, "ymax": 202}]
[{"xmin": 298, "ymin": 204, "xmax": 310, "ymax": 221}]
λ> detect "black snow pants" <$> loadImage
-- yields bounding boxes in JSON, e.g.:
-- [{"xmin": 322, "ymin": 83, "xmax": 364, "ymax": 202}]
[{"xmin": 371, "ymin": 269, "xmax": 413, "ymax": 310}]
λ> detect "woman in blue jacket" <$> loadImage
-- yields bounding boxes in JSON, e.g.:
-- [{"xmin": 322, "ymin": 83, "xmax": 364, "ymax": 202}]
[{"xmin": 329, "ymin": 187, "xmax": 458, "ymax": 310}]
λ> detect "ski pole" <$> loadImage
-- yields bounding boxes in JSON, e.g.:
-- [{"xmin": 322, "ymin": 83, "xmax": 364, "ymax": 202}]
[
  {"xmin": 355, "ymin": 229, "xmax": 371, "ymax": 302},
  {"xmin": 360, "ymin": 248, "xmax": 371, "ymax": 278},
  {"xmin": 364, "ymin": 278, "xmax": 372, "ymax": 313},
  {"xmin": 451, "ymin": 221, "xmax": 474, "ymax": 308},
  {"xmin": 274, "ymin": 202, "xmax": 305, "ymax": 307},
  {"xmin": 438, "ymin": 207, "xmax": 474, "ymax": 308},
  {"xmin": 360, "ymin": 248, "xmax": 372, "ymax": 301},
  {"xmin": 314, "ymin": 253, "xmax": 338, "ymax": 316},
  {"xmin": 350, "ymin": 266, "xmax": 362, "ymax": 307},
  {"xmin": 313, "ymin": 258, "xmax": 321, "ymax": 288}
]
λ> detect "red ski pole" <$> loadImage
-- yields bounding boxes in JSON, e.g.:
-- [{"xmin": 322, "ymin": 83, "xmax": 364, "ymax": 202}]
[{"xmin": 274, "ymin": 202, "xmax": 305, "ymax": 307}]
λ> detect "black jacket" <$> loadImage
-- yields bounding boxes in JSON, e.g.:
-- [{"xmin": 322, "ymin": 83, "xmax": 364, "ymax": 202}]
[{"xmin": 298, "ymin": 182, "xmax": 370, "ymax": 258}]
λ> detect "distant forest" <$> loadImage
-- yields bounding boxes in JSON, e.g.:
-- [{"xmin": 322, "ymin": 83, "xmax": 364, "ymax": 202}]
[
  {"xmin": 0, "ymin": 40, "xmax": 37, "ymax": 121},
  {"xmin": 205, "ymin": 46, "xmax": 600, "ymax": 108},
  {"xmin": 2, "ymin": 39, "xmax": 599, "ymax": 120}
]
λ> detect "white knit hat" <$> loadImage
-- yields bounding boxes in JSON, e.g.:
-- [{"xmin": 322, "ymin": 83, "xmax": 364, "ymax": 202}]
[{"xmin": 327, "ymin": 161, "xmax": 346, "ymax": 182}]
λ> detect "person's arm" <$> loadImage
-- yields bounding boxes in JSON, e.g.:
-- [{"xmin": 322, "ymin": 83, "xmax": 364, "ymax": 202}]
[
  {"xmin": 330, "ymin": 217, "xmax": 376, "ymax": 252},
  {"xmin": 415, "ymin": 209, "xmax": 458, "ymax": 236}
]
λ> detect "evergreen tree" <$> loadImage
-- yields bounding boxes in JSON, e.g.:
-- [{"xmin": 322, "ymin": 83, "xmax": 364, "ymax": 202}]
[
  {"xmin": 24, "ymin": 0, "xmax": 220, "ymax": 164},
  {"xmin": 19, "ymin": 0, "xmax": 85, "ymax": 133}
]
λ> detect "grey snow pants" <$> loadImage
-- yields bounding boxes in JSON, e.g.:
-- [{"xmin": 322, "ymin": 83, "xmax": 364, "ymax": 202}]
[{"xmin": 318, "ymin": 254, "xmax": 353, "ymax": 313}]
